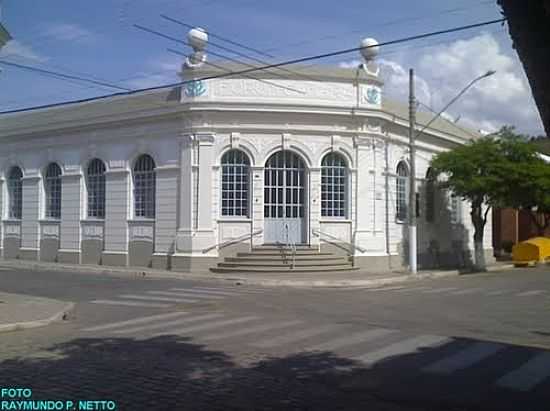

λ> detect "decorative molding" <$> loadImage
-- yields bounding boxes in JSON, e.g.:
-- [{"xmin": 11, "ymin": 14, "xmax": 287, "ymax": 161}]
[
  {"xmin": 230, "ymin": 132, "xmax": 241, "ymax": 149},
  {"xmin": 128, "ymin": 220, "xmax": 155, "ymax": 242},
  {"xmin": 81, "ymin": 221, "xmax": 104, "ymax": 241},
  {"xmin": 195, "ymin": 133, "xmax": 215, "ymax": 145},
  {"xmin": 40, "ymin": 221, "xmax": 60, "ymax": 239}
]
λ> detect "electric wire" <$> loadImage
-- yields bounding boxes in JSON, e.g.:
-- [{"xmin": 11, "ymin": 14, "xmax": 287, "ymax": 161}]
[{"xmin": 0, "ymin": 17, "xmax": 506, "ymax": 116}]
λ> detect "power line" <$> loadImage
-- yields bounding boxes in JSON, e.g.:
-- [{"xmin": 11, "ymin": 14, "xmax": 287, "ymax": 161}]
[
  {"xmin": 0, "ymin": 17, "xmax": 506, "ymax": 116},
  {"xmin": 134, "ymin": 23, "xmax": 320, "ymax": 83},
  {"xmin": 0, "ymin": 60, "xmax": 132, "ymax": 91},
  {"xmin": 160, "ymin": 14, "xmax": 274, "ymax": 59}
]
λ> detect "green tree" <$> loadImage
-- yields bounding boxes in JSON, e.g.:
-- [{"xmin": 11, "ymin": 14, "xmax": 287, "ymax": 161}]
[{"xmin": 430, "ymin": 126, "xmax": 547, "ymax": 271}]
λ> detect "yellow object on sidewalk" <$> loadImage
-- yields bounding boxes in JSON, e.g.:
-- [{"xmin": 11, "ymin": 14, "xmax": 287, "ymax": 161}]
[{"xmin": 512, "ymin": 237, "xmax": 550, "ymax": 266}]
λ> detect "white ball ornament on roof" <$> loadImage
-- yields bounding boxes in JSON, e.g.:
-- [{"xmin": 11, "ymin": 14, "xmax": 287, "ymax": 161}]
[
  {"xmin": 360, "ymin": 37, "xmax": 379, "ymax": 62},
  {"xmin": 188, "ymin": 27, "xmax": 208, "ymax": 52}
]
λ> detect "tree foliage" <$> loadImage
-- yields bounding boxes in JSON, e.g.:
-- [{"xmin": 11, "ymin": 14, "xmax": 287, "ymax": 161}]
[{"xmin": 430, "ymin": 125, "xmax": 550, "ymax": 270}]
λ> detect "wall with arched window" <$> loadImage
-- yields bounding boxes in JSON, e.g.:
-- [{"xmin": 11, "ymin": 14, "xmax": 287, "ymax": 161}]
[
  {"xmin": 396, "ymin": 161, "xmax": 409, "ymax": 222},
  {"xmin": 321, "ymin": 152, "xmax": 347, "ymax": 218},
  {"xmin": 86, "ymin": 159, "xmax": 106, "ymax": 219},
  {"xmin": 221, "ymin": 149, "xmax": 250, "ymax": 217},
  {"xmin": 44, "ymin": 163, "xmax": 62, "ymax": 219},
  {"xmin": 425, "ymin": 167, "xmax": 436, "ymax": 223},
  {"xmin": 7, "ymin": 166, "xmax": 23, "ymax": 220},
  {"xmin": 133, "ymin": 154, "xmax": 156, "ymax": 219}
]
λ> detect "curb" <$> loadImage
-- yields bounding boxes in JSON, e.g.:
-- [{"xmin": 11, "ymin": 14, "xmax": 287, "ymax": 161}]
[
  {"xmin": 0, "ymin": 259, "xmax": 516, "ymax": 288},
  {"xmin": 0, "ymin": 302, "xmax": 75, "ymax": 334}
]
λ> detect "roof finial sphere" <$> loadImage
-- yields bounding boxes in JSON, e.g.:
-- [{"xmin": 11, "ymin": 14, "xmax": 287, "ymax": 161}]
[
  {"xmin": 360, "ymin": 37, "xmax": 379, "ymax": 61},
  {"xmin": 188, "ymin": 27, "xmax": 208, "ymax": 51}
]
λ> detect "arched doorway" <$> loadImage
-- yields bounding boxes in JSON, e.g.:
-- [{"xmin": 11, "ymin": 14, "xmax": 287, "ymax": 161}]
[{"xmin": 264, "ymin": 151, "xmax": 307, "ymax": 244}]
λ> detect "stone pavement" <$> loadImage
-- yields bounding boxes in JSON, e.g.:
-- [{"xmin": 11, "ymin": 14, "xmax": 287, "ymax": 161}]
[
  {"xmin": 0, "ymin": 258, "xmax": 515, "ymax": 288},
  {"xmin": 0, "ymin": 291, "xmax": 74, "ymax": 333}
]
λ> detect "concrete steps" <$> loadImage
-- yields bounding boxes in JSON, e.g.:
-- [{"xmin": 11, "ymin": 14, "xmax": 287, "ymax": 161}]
[{"xmin": 210, "ymin": 245, "xmax": 357, "ymax": 274}]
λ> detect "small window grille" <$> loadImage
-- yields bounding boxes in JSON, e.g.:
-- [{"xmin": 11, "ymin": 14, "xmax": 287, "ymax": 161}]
[
  {"xmin": 7, "ymin": 166, "xmax": 23, "ymax": 219},
  {"xmin": 45, "ymin": 163, "xmax": 62, "ymax": 219},
  {"xmin": 221, "ymin": 150, "xmax": 250, "ymax": 217},
  {"xmin": 133, "ymin": 154, "xmax": 156, "ymax": 218},
  {"xmin": 87, "ymin": 159, "xmax": 106, "ymax": 218},
  {"xmin": 321, "ymin": 153, "xmax": 347, "ymax": 218}
]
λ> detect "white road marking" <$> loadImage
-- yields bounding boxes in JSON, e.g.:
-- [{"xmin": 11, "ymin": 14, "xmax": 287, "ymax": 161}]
[
  {"xmin": 486, "ymin": 290, "xmax": 507, "ymax": 296},
  {"xmin": 170, "ymin": 288, "xmax": 239, "ymax": 296},
  {"xmin": 364, "ymin": 286, "xmax": 407, "ymax": 292},
  {"xmin": 113, "ymin": 313, "xmax": 225, "ymax": 334},
  {"xmin": 154, "ymin": 316, "xmax": 260, "ymax": 337},
  {"xmin": 305, "ymin": 328, "xmax": 398, "ymax": 352},
  {"xmin": 354, "ymin": 335, "xmax": 450, "ymax": 365},
  {"xmin": 201, "ymin": 320, "xmax": 303, "ymax": 341},
  {"xmin": 82, "ymin": 312, "xmax": 189, "ymax": 332},
  {"xmin": 496, "ymin": 352, "xmax": 550, "ymax": 392},
  {"xmin": 188, "ymin": 286, "xmax": 266, "ymax": 294},
  {"xmin": 251, "ymin": 324, "xmax": 340, "ymax": 348},
  {"xmin": 423, "ymin": 342, "xmax": 504, "ymax": 375},
  {"xmin": 90, "ymin": 300, "xmax": 170, "ymax": 308},
  {"xmin": 393, "ymin": 286, "xmax": 432, "ymax": 293},
  {"xmin": 450, "ymin": 288, "xmax": 483, "ymax": 295},
  {"xmin": 516, "ymin": 290, "xmax": 547, "ymax": 297},
  {"xmin": 118, "ymin": 294, "xmax": 198, "ymax": 303},
  {"xmin": 422, "ymin": 287, "xmax": 458, "ymax": 294},
  {"xmin": 147, "ymin": 291, "xmax": 225, "ymax": 300}
]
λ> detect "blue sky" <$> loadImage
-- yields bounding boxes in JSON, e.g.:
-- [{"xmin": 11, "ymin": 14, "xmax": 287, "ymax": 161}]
[{"xmin": 0, "ymin": 0, "xmax": 544, "ymax": 135}]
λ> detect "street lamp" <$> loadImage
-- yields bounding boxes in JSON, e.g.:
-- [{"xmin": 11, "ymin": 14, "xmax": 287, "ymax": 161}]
[{"xmin": 408, "ymin": 69, "xmax": 496, "ymax": 274}]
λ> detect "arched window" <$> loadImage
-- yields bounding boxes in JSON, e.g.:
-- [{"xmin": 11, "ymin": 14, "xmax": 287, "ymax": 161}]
[
  {"xmin": 87, "ymin": 159, "xmax": 106, "ymax": 219},
  {"xmin": 7, "ymin": 166, "xmax": 23, "ymax": 219},
  {"xmin": 221, "ymin": 150, "xmax": 250, "ymax": 217},
  {"xmin": 450, "ymin": 193, "xmax": 461, "ymax": 224},
  {"xmin": 133, "ymin": 154, "xmax": 156, "ymax": 218},
  {"xmin": 321, "ymin": 152, "xmax": 347, "ymax": 218},
  {"xmin": 396, "ymin": 161, "xmax": 409, "ymax": 221},
  {"xmin": 44, "ymin": 163, "xmax": 62, "ymax": 219},
  {"xmin": 425, "ymin": 167, "xmax": 436, "ymax": 223}
]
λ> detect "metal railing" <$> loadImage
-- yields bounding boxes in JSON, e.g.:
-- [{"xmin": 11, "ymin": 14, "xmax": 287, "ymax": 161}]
[
  {"xmin": 312, "ymin": 229, "xmax": 367, "ymax": 254},
  {"xmin": 284, "ymin": 222, "xmax": 296, "ymax": 269},
  {"xmin": 202, "ymin": 230, "xmax": 263, "ymax": 254}
]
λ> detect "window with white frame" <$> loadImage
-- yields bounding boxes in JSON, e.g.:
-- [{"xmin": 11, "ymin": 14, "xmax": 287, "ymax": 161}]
[
  {"xmin": 396, "ymin": 161, "xmax": 409, "ymax": 221},
  {"xmin": 87, "ymin": 159, "xmax": 106, "ymax": 219},
  {"xmin": 133, "ymin": 154, "xmax": 156, "ymax": 219},
  {"xmin": 44, "ymin": 163, "xmax": 62, "ymax": 219},
  {"xmin": 425, "ymin": 167, "xmax": 436, "ymax": 223},
  {"xmin": 321, "ymin": 152, "xmax": 347, "ymax": 218},
  {"xmin": 221, "ymin": 150, "xmax": 250, "ymax": 217},
  {"xmin": 7, "ymin": 166, "xmax": 23, "ymax": 219},
  {"xmin": 450, "ymin": 192, "xmax": 461, "ymax": 224}
]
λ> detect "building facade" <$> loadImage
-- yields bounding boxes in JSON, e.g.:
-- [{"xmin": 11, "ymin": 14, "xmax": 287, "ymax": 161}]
[{"xmin": 0, "ymin": 48, "xmax": 494, "ymax": 272}]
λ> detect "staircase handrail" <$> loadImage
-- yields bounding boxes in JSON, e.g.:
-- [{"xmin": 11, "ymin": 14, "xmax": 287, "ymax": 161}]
[
  {"xmin": 202, "ymin": 230, "xmax": 263, "ymax": 254},
  {"xmin": 312, "ymin": 229, "xmax": 367, "ymax": 254}
]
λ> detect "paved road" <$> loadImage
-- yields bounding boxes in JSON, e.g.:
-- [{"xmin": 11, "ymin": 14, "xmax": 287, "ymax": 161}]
[{"xmin": 1, "ymin": 266, "xmax": 549, "ymax": 410}]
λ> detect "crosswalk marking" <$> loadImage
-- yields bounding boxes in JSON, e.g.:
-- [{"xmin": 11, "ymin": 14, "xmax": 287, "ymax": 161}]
[
  {"xmin": 486, "ymin": 290, "xmax": 507, "ymax": 296},
  {"xmin": 113, "ymin": 313, "xmax": 225, "ymax": 334},
  {"xmin": 251, "ymin": 324, "xmax": 340, "ymax": 348},
  {"xmin": 147, "ymin": 291, "xmax": 225, "ymax": 300},
  {"xmin": 90, "ymin": 300, "xmax": 170, "ymax": 308},
  {"xmin": 496, "ymin": 352, "xmax": 550, "ymax": 392},
  {"xmin": 82, "ymin": 312, "xmax": 188, "ymax": 332},
  {"xmin": 366, "ymin": 286, "xmax": 406, "ymax": 292},
  {"xmin": 118, "ymin": 294, "xmax": 198, "ymax": 303},
  {"xmin": 186, "ymin": 286, "xmax": 266, "ymax": 294},
  {"xmin": 422, "ymin": 287, "xmax": 458, "ymax": 294},
  {"xmin": 450, "ymin": 288, "xmax": 483, "ymax": 295},
  {"xmin": 305, "ymin": 328, "xmax": 398, "ymax": 352},
  {"xmin": 154, "ymin": 316, "xmax": 260, "ymax": 337},
  {"xmin": 201, "ymin": 320, "xmax": 303, "ymax": 341},
  {"xmin": 170, "ymin": 288, "xmax": 239, "ymax": 296},
  {"xmin": 393, "ymin": 286, "xmax": 432, "ymax": 293},
  {"xmin": 423, "ymin": 342, "xmax": 504, "ymax": 375},
  {"xmin": 516, "ymin": 290, "xmax": 546, "ymax": 297},
  {"xmin": 354, "ymin": 335, "xmax": 450, "ymax": 365}
]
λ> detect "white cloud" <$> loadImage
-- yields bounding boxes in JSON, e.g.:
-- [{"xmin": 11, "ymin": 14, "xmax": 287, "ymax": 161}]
[
  {"xmin": 348, "ymin": 32, "xmax": 544, "ymax": 136},
  {"xmin": 0, "ymin": 40, "xmax": 47, "ymax": 63},
  {"xmin": 43, "ymin": 23, "xmax": 97, "ymax": 44},
  {"xmin": 338, "ymin": 60, "xmax": 361, "ymax": 69}
]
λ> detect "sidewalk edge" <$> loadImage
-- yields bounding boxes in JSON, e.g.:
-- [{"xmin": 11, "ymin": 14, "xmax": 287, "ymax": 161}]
[{"xmin": 0, "ymin": 302, "xmax": 75, "ymax": 334}]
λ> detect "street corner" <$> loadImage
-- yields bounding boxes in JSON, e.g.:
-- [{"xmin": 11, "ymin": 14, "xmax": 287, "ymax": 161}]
[{"xmin": 0, "ymin": 292, "xmax": 74, "ymax": 334}]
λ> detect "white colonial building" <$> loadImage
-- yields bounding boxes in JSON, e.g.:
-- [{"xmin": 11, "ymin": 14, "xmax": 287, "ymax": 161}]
[{"xmin": 0, "ymin": 31, "xmax": 493, "ymax": 273}]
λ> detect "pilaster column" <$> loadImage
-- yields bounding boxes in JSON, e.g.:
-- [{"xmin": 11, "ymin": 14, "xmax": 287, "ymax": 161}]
[
  {"xmin": 178, "ymin": 134, "xmax": 194, "ymax": 232},
  {"xmin": 102, "ymin": 167, "xmax": 129, "ymax": 266},
  {"xmin": 197, "ymin": 134, "xmax": 215, "ymax": 231},
  {"xmin": 309, "ymin": 167, "xmax": 321, "ymax": 247},
  {"xmin": 58, "ymin": 172, "xmax": 82, "ymax": 263},
  {"xmin": 250, "ymin": 166, "xmax": 264, "ymax": 247},
  {"xmin": 20, "ymin": 174, "xmax": 41, "ymax": 260}
]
